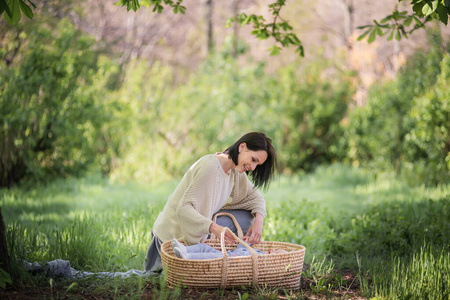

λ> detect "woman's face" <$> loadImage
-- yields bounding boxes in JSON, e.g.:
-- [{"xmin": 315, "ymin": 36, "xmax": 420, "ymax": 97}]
[{"xmin": 236, "ymin": 143, "xmax": 268, "ymax": 174}]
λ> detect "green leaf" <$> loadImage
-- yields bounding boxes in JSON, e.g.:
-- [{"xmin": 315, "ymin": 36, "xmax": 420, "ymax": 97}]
[
  {"xmin": 225, "ymin": 17, "xmax": 234, "ymax": 28},
  {"xmin": 436, "ymin": 4, "xmax": 448, "ymax": 24},
  {"xmin": 387, "ymin": 28, "xmax": 395, "ymax": 41},
  {"xmin": 412, "ymin": 15, "xmax": 426, "ymax": 27},
  {"xmin": 290, "ymin": 34, "xmax": 301, "ymax": 44},
  {"xmin": 282, "ymin": 36, "xmax": 293, "ymax": 46},
  {"xmin": 4, "ymin": 0, "xmax": 21, "ymax": 25},
  {"xmin": 295, "ymin": 45, "xmax": 304, "ymax": 57},
  {"xmin": 0, "ymin": 0, "xmax": 13, "ymax": 17},
  {"xmin": 373, "ymin": 20, "xmax": 382, "ymax": 26},
  {"xmin": 399, "ymin": 26, "xmax": 408, "ymax": 38},
  {"xmin": 114, "ymin": 0, "xmax": 125, "ymax": 7},
  {"xmin": 251, "ymin": 29, "xmax": 260, "ymax": 36},
  {"xmin": 376, "ymin": 27, "xmax": 384, "ymax": 36},
  {"xmin": 357, "ymin": 28, "xmax": 372, "ymax": 41},
  {"xmin": 115, "ymin": 0, "xmax": 134, "ymax": 12},
  {"xmin": 243, "ymin": 15, "xmax": 252, "ymax": 25},
  {"xmin": 267, "ymin": 45, "xmax": 281, "ymax": 56},
  {"xmin": 404, "ymin": 16, "xmax": 413, "ymax": 26},
  {"xmin": 18, "ymin": 0, "xmax": 33, "ymax": 19},
  {"xmin": 413, "ymin": 2, "xmax": 426, "ymax": 16},
  {"xmin": 368, "ymin": 28, "xmax": 377, "ymax": 43},
  {"xmin": 381, "ymin": 15, "xmax": 393, "ymax": 23},
  {"xmin": 279, "ymin": 22, "xmax": 293, "ymax": 31},
  {"xmin": 422, "ymin": 0, "xmax": 439, "ymax": 16},
  {"xmin": 254, "ymin": 29, "xmax": 269, "ymax": 40},
  {"xmin": 26, "ymin": 0, "xmax": 35, "ymax": 9},
  {"xmin": 429, "ymin": 11, "xmax": 440, "ymax": 20},
  {"xmin": 395, "ymin": 28, "xmax": 401, "ymax": 40},
  {"xmin": 133, "ymin": 0, "xmax": 140, "ymax": 11}
]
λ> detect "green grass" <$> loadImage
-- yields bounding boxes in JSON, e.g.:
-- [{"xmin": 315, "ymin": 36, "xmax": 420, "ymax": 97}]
[
  {"xmin": 263, "ymin": 164, "xmax": 449, "ymax": 213},
  {"xmin": 358, "ymin": 245, "xmax": 450, "ymax": 299},
  {"xmin": 1, "ymin": 163, "xmax": 449, "ymax": 299},
  {"xmin": 2, "ymin": 176, "xmax": 178, "ymax": 273}
]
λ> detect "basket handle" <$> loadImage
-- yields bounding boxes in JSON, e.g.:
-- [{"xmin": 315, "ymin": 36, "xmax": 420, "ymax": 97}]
[
  {"xmin": 219, "ymin": 227, "xmax": 259, "ymax": 288},
  {"xmin": 211, "ymin": 212, "xmax": 244, "ymax": 240}
]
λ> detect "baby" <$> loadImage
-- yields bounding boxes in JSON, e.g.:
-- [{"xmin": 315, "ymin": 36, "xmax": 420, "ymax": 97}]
[{"xmin": 171, "ymin": 239, "xmax": 286, "ymax": 259}]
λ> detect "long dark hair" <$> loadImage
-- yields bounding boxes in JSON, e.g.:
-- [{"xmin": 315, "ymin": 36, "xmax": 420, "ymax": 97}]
[{"xmin": 224, "ymin": 132, "xmax": 277, "ymax": 190}]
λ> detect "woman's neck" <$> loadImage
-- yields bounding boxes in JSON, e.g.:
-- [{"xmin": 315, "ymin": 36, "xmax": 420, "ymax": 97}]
[{"xmin": 215, "ymin": 153, "xmax": 235, "ymax": 175}]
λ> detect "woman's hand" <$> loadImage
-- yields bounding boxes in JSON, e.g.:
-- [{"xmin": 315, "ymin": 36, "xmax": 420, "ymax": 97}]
[
  {"xmin": 244, "ymin": 213, "xmax": 264, "ymax": 245},
  {"xmin": 209, "ymin": 222, "xmax": 236, "ymax": 244}
]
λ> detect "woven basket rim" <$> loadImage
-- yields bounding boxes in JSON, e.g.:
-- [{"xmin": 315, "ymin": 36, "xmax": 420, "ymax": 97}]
[{"xmin": 161, "ymin": 239, "xmax": 306, "ymax": 261}]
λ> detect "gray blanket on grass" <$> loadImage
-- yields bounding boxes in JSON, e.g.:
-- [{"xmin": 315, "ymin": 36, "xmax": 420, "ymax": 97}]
[{"xmin": 23, "ymin": 259, "xmax": 148, "ymax": 278}]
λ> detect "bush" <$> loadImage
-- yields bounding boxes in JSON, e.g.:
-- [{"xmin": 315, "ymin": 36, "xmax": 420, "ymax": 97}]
[
  {"xmin": 276, "ymin": 60, "xmax": 353, "ymax": 172},
  {"xmin": 404, "ymin": 54, "xmax": 450, "ymax": 184},
  {"xmin": 0, "ymin": 20, "xmax": 119, "ymax": 187},
  {"xmin": 110, "ymin": 50, "xmax": 354, "ymax": 183},
  {"xmin": 345, "ymin": 30, "xmax": 450, "ymax": 185}
]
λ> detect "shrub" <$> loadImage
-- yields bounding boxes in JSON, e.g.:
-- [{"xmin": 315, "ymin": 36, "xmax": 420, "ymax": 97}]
[
  {"xmin": 0, "ymin": 19, "xmax": 119, "ymax": 187},
  {"xmin": 345, "ymin": 30, "xmax": 450, "ymax": 185}
]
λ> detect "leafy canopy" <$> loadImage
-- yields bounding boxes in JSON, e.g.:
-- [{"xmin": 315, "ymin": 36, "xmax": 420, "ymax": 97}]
[
  {"xmin": 358, "ymin": 0, "xmax": 450, "ymax": 43},
  {"xmin": 2, "ymin": 0, "xmax": 448, "ymax": 56}
]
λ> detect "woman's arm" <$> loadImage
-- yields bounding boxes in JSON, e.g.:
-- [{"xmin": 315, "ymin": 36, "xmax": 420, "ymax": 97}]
[
  {"xmin": 243, "ymin": 212, "xmax": 264, "ymax": 245},
  {"xmin": 223, "ymin": 173, "xmax": 267, "ymax": 244},
  {"xmin": 174, "ymin": 159, "xmax": 220, "ymax": 244}
]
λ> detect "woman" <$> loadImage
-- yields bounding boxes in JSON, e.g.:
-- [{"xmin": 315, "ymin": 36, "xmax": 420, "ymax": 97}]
[{"xmin": 144, "ymin": 132, "xmax": 277, "ymax": 274}]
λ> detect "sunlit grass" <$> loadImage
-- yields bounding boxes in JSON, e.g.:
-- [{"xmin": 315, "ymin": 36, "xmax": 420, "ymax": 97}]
[
  {"xmin": 1, "ymin": 175, "xmax": 178, "ymax": 274},
  {"xmin": 263, "ymin": 164, "xmax": 450, "ymax": 213},
  {"xmin": 359, "ymin": 245, "xmax": 450, "ymax": 299}
]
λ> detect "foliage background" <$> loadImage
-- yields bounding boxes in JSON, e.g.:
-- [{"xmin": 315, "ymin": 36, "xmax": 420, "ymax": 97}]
[{"xmin": 1, "ymin": 11, "xmax": 449, "ymax": 187}]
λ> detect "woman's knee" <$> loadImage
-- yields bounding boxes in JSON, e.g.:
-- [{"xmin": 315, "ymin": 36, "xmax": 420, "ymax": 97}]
[{"xmin": 214, "ymin": 209, "xmax": 254, "ymax": 236}]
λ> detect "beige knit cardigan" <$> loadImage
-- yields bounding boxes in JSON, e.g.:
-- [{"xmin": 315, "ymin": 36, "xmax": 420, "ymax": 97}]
[{"xmin": 152, "ymin": 154, "xmax": 266, "ymax": 245}]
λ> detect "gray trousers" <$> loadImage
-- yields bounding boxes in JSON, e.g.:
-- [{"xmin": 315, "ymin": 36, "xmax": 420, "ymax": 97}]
[
  {"xmin": 144, "ymin": 209, "xmax": 254, "ymax": 274},
  {"xmin": 213, "ymin": 209, "xmax": 254, "ymax": 237}
]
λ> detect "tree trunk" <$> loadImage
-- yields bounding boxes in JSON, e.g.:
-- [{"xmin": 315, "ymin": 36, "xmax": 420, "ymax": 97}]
[
  {"xmin": 342, "ymin": 0, "xmax": 354, "ymax": 53},
  {"xmin": 0, "ymin": 208, "xmax": 11, "ymax": 274},
  {"xmin": 204, "ymin": 0, "xmax": 214, "ymax": 55},
  {"xmin": 232, "ymin": 0, "xmax": 239, "ymax": 58}
]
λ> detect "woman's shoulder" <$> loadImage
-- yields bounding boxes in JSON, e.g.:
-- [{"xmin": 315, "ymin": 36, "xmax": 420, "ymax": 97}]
[
  {"xmin": 188, "ymin": 154, "xmax": 221, "ymax": 174},
  {"xmin": 192, "ymin": 154, "xmax": 218, "ymax": 167}
]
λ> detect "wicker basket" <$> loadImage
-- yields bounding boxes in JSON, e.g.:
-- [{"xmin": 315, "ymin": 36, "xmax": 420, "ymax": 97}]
[{"xmin": 160, "ymin": 213, "xmax": 306, "ymax": 289}]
